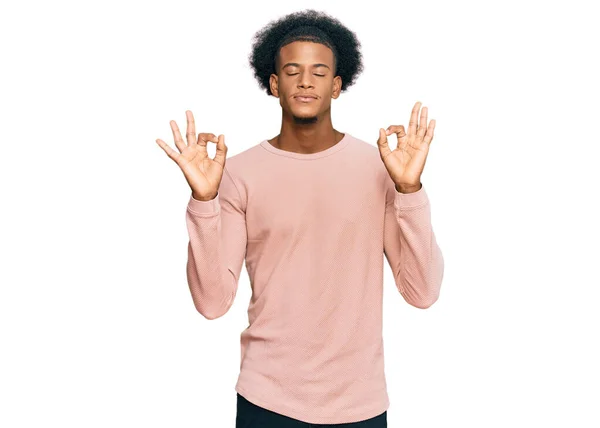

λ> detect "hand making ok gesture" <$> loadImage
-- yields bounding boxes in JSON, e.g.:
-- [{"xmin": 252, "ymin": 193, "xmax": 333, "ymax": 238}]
[
  {"xmin": 377, "ymin": 101, "xmax": 436, "ymax": 193},
  {"xmin": 155, "ymin": 110, "xmax": 228, "ymax": 201}
]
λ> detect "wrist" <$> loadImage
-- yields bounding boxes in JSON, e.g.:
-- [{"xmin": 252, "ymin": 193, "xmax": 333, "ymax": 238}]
[
  {"xmin": 395, "ymin": 182, "xmax": 422, "ymax": 194},
  {"xmin": 192, "ymin": 192, "xmax": 218, "ymax": 202}
]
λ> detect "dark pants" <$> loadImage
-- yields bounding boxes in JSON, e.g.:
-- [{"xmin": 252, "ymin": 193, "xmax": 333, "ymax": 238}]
[{"xmin": 236, "ymin": 393, "xmax": 387, "ymax": 428}]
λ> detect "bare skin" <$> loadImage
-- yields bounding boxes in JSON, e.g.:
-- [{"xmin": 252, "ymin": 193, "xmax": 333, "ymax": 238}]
[
  {"xmin": 377, "ymin": 100, "xmax": 436, "ymax": 193},
  {"xmin": 155, "ymin": 110, "xmax": 226, "ymax": 201},
  {"xmin": 267, "ymin": 40, "xmax": 344, "ymax": 154}
]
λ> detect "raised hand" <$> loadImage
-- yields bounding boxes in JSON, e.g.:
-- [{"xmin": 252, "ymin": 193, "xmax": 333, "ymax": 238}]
[
  {"xmin": 376, "ymin": 101, "xmax": 436, "ymax": 192},
  {"xmin": 156, "ymin": 110, "xmax": 227, "ymax": 201}
]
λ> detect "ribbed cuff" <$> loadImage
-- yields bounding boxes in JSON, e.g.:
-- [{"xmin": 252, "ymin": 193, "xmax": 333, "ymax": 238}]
[
  {"xmin": 394, "ymin": 184, "xmax": 429, "ymax": 210},
  {"xmin": 187, "ymin": 193, "xmax": 220, "ymax": 214}
]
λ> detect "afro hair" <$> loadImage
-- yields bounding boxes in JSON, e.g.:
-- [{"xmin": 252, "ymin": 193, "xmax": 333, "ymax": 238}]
[{"xmin": 248, "ymin": 9, "xmax": 364, "ymax": 96}]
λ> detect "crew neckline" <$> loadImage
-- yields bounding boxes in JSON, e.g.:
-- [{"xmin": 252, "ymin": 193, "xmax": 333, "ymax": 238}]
[{"xmin": 260, "ymin": 132, "xmax": 351, "ymax": 160}]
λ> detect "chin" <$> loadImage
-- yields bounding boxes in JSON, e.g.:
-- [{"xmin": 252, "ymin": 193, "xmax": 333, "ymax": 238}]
[
  {"xmin": 290, "ymin": 106, "xmax": 318, "ymax": 119},
  {"xmin": 291, "ymin": 113, "xmax": 318, "ymax": 124}
]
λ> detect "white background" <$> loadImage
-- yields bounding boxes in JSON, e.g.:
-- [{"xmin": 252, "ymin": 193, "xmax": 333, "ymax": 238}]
[{"xmin": 1, "ymin": 0, "xmax": 599, "ymax": 427}]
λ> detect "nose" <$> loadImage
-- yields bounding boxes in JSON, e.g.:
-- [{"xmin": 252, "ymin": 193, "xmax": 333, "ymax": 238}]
[{"xmin": 298, "ymin": 70, "xmax": 315, "ymax": 89}]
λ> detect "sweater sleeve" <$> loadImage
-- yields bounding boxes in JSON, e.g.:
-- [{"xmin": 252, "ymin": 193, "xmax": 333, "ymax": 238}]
[
  {"xmin": 185, "ymin": 166, "xmax": 247, "ymax": 320},
  {"xmin": 383, "ymin": 178, "xmax": 444, "ymax": 309}
]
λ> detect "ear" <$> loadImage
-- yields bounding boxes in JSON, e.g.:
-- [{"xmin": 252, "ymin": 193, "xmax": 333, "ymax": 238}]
[
  {"xmin": 269, "ymin": 73, "xmax": 279, "ymax": 98},
  {"xmin": 332, "ymin": 75, "xmax": 342, "ymax": 99}
]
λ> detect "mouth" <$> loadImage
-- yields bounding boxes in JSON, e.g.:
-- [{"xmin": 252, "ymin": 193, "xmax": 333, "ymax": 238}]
[{"xmin": 294, "ymin": 96, "xmax": 317, "ymax": 103}]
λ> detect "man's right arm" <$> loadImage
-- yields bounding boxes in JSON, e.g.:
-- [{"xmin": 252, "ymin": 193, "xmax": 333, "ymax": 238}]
[{"xmin": 185, "ymin": 166, "xmax": 247, "ymax": 320}]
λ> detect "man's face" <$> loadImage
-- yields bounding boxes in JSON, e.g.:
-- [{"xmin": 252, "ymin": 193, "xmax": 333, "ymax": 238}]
[{"xmin": 269, "ymin": 41, "xmax": 342, "ymax": 124}]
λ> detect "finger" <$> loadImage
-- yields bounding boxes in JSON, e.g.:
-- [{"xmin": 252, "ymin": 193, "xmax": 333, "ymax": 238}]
[
  {"xmin": 387, "ymin": 125, "xmax": 408, "ymax": 151},
  {"xmin": 212, "ymin": 134, "xmax": 228, "ymax": 167},
  {"xmin": 417, "ymin": 106, "xmax": 428, "ymax": 139},
  {"xmin": 386, "ymin": 125, "xmax": 406, "ymax": 137},
  {"xmin": 186, "ymin": 110, "xmax": 197, "ymax": 145},
  {"xmin": 170, "ymin": 120, "xmax": 186, "ymax": 153},
  {"xmin": 423, "ymin": 119, "xmax": 436, "ymax": 145},
  {"xmin": 377, "ymin": 128, "xmax": 392, "ymax": 159},
  {"xmin": 408, "ymin": 101, "xmax": 421, "ymax": 136},
  {"xmin": 156, "ymin": 138, "xmax": 182, "ymax": 163},
  {"xmin": 197, "ymin": 132, "xmax": 218, "ymax": 156},
  {"xmin": 197, "ymin": 132, "xmax": 218, "ymax": 145}
]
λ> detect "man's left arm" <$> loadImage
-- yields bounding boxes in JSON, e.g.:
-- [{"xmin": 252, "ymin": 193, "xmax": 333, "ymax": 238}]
[
  {"xmin": 383, "ymin": 179, "xmax": 444, "ymax": 309},
  {"xmin": 377, "ymin": 100, "xmax": 444, "ymax": 308}
]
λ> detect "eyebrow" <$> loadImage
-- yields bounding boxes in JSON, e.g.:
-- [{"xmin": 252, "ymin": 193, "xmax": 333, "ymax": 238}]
[{"xmin": 282, "ymin": 63, "xmax": 331, "ymax": 70}]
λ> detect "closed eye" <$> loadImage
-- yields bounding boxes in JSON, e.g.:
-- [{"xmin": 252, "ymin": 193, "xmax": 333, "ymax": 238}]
[{"xmin": 287, "ymin": 73, "xmax": 325, "ymax": 77}]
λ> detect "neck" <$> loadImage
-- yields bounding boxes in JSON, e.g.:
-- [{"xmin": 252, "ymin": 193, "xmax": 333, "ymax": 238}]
[{"xmin": 271, "ymin": 114, "xmax": 343, "ymax": 154}]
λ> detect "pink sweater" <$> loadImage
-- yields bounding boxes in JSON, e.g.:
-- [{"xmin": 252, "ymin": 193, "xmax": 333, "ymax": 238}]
[{"xmin": 185, "ymin": 132, "xmax": 444, "ymax": 424}]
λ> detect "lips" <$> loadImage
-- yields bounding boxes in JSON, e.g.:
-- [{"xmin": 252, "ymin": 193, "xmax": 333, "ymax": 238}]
[{"xmin": 294, "ymin": 94, "xmax": 318, "ymax": 103}]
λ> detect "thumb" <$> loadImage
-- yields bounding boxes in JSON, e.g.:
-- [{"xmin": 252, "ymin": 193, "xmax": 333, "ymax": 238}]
[
  {"xmin": 213, "ymin": 134, "xmax": 227, "ymax": 167},
  {"xmin": 378, "ymin": 128, "xmax": 392, "ymax": 160}
]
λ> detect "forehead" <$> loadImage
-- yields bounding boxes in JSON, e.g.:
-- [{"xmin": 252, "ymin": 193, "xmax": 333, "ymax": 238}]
[{"xmin": 278, "ymin": 41, "xmax": 334, "ymax": 66}]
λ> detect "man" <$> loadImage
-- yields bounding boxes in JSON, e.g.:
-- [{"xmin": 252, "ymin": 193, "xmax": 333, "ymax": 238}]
[{"xmin": 156, "ymin": 9, "xmax": 444, "ymax": 428}]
